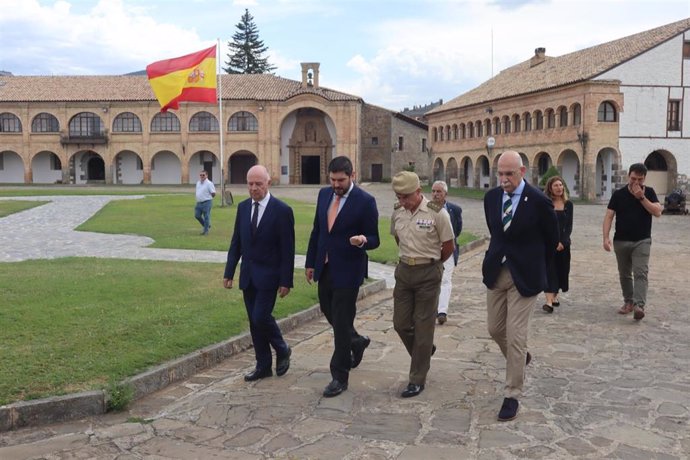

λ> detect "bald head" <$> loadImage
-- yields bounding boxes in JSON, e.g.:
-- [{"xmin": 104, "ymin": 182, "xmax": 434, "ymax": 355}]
[
  {"xmin": 247, "ymin": 165, "xmax": 271, "ymax": 201},
  {"xmin": 497, "ymin": 150, "xmax": 526, "ymax": 194}
]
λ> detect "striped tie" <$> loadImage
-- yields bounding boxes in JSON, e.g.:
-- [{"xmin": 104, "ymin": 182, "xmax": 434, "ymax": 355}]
[{"xmin": 502, "ymin": 194, "xmax": 513, "ymax": 231}]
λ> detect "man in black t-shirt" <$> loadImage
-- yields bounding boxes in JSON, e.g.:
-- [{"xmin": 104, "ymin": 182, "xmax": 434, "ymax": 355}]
[{"xmin": 603, "ymin": 163, "xmax": 663, "ymax": 321}]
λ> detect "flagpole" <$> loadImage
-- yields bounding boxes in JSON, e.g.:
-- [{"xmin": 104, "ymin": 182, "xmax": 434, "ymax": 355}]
[{"xmin": 217, "ymin": 38, "xmax": 226, "ymax": 207}]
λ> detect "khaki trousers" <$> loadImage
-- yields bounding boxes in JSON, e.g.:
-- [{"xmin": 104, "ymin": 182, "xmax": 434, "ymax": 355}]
[
  {"xmin": 393, "ymin": 261, "xmax": 443, "ymax": 386},
  {"xmin": 486, "ymin": 266, "xmax": 535, "ymax": 398}
]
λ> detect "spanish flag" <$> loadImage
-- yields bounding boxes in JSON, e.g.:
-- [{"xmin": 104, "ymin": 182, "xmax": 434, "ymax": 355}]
[{"xmin": 146, "ymin": 45, "xmax": 217, "ymax": 112}]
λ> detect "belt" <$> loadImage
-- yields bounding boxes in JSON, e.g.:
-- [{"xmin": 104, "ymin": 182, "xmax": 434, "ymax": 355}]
[{"xmin": 399, "ymin": 256, "xmax": 435, "ymax": 266}]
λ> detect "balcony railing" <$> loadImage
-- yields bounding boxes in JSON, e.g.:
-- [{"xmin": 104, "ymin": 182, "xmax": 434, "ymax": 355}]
[{"xmin": 60, "ymin": 129, "xmax": 109, "ymax": 145}]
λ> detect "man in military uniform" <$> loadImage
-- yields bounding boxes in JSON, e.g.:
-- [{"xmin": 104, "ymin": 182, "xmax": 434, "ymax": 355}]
[{"xmin": 390, "ymin": 171, "xmax": 455, "ymax": 398}]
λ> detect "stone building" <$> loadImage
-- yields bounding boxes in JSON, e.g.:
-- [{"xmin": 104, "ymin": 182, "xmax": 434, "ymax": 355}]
[
  {"xmin": 426, "ymin": 18, "xmax": 690, "ymax": 200},
  {"xmin": 0, "ymin": 63, "xmax": 427, "ymax": 186}
]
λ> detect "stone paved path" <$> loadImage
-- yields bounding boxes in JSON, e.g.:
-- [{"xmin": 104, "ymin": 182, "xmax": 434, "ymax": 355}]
[{"xmin": 0, "ymin": 185, "xmax": 689, "ymax": 459}]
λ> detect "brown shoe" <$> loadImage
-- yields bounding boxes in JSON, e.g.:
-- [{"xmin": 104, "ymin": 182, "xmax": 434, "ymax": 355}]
[
  {"xmin": 633, "ymin": 305, "xmax": 645, "ymax": 321},
  {"xmin": 618, "ymin": 302, "xmax": 634, "ymax": 315}
]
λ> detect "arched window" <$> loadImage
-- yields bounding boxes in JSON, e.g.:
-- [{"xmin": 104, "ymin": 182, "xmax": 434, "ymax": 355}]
[
  {"xmin": 0, "ymin": 112, "xmax": 22, "ymax": 132},
  {"xmin": 558, "ymin": 106, "xmax": 568, "ymax": 127},
  {"xmin": 571, "ymin": 103, "xmax": 582, "ymax": 126},
  {"xmin": 112, "ymin": 112, "xmax": 142, "ymax": 133},
  {"xmin": 512, "ymin": 114, "xmax": 521, "ymax": 133},
  {"xmin": 452, "ymin": 124, "xmax": 458, "ymax": 140},
  {"xmin": 493, "ymin": 117, "xmax": 501, "ymax": 135},
  {"xmin": 31, "ymin": 113, "xmax": 59, "ymax": 132},
  {"xmin": 151, "ymin": 112, "xmax": 181, "ymax": 132},
  {"xmin": 535, "ymin": 110, "xmax": 544, "ymax": 130},
  {"xmin": 459, "ymin": 123, "xmax": 465, "ymax": 139},
  {"xmin": 476, "ymin": 121, "xmax": 483, "ymax": 137},
  {"xmin": 598, "ymin": 101, "xmax": 617, "ymax": 122},
  {"xmin": 190, "ymin": 111, "xmax": 219, "ymax": 132},
  {"xmin": 546, "ymin": 109, "xmax": 555, "ymax": 128},
  {"xmin": 468, "ymin": 122, "xmax": 474, "ymax": 138},
  {"xmin": 229, "ymin": 111, "xmax": 258, "ymax": 131},
  {"xmin": 433, "ymin": 127, "xmax": 438, "ymax": 142},
  {"xmin": 524, "ymin": 112, "xmax": 532, "ymax": 131},
  {"xmin": 503, "ymin": 116, "xmax": 511, "ymax": 134},
  {"xmin": 69, "ymin": 112, "xmax": 103, "ymax": 136},
  {"xmin": 439, "ymin": 126, "xmax": 445, "ymax": 141},
  {"xmin": 485, "ymin": 119, "xmax": 492, "ymax": 136}
]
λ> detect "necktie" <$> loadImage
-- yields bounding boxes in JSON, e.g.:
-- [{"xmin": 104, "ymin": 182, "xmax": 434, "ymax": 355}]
[
  {"xmin": 502, "ymin": 194, "xmax": 513, "ymax": 231},
  {"xmin": 251, "ymin": 202, "xmax": 259, "ymax": 235},
  {"xmin": 327, "ymin": 195, "xmax": 341, "ymax": 232}
]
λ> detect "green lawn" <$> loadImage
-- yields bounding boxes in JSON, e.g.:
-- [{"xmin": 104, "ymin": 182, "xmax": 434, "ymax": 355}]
[
  {"xmin": 0, "ymin": 200, "xmax": 49, "ymax": 217},
  {"xmin": 76, "ymin": 194, "xmax": 438, "ymax": 264},
  {"xmin": 0, "ymin": 258, "xmax": 318, "ymax": 405}
]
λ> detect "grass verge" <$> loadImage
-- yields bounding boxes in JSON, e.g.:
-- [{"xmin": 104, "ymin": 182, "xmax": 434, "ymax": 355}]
[
  {"xmin": 0, "ymin": 200, "xmax": 49, "ymax": 217},
  {"xmin": 0, "ymin": 257, "xmax": 318, "ymax": 405}
]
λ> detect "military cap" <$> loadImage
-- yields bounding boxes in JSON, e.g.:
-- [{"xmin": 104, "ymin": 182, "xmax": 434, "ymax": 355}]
[{"xmin": 392, "ymin": 171, "xmax": 420, "ymax": 194}]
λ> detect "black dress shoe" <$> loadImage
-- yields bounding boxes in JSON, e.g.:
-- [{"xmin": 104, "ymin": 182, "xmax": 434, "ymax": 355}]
[
  {"xmin": 526, "ymin": 352, "xmax": 532, "ymax": 366},
  {"xmin": 401, "ymin": 383, "xmax": 424, "ymax": 398},
  {"xmin": 244, "ymin": 367, "xmax": 272, "ymax": 382},
  {"xmin": 276, "ymin": 346, "xmax": 291, "ymax": 376},
  {"xmin": 323, "ymin": 379, "xmax": 348, "ymax": 397},
  {"xmin": 431, "ymin": 344, "xmax": 437, "ymax": 356},
  {"xmin": 351, "ymin": 336, "xmax": 371, "ymax": 368},
  {"xmin": 497, "ymin": 397, "xmax": 519, "ymax": 421}
]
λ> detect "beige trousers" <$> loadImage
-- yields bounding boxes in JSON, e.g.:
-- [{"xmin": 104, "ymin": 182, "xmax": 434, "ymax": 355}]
[{"xmin": 486, "ymin": 266, "xmax": 535, "ymax": 398}]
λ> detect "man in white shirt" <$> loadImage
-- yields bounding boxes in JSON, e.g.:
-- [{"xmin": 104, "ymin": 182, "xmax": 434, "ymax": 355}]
[{"xmin": 195, "ymin": 170, "xmax": 216, "ymax": 235}]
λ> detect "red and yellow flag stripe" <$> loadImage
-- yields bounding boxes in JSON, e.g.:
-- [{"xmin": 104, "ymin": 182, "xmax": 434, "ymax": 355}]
[{"xmin": 146, "ymin": 45, "xmax": 217, "ymax": 112}]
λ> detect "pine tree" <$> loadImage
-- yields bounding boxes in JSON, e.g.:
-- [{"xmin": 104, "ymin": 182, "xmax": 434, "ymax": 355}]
[{"xmin": 224, "ymin": 9, "xmax": 276, "ymax": 74}]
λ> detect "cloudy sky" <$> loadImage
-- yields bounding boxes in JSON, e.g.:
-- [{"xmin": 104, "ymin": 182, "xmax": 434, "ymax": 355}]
[{"xmin": 0, "ymin": 0, "xmax": 688, "ymax": 111}]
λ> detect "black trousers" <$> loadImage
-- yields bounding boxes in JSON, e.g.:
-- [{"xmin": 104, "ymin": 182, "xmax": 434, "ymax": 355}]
[{"xmin": 318, "ymin": 264, "xmax": 364, "ymax": 383}]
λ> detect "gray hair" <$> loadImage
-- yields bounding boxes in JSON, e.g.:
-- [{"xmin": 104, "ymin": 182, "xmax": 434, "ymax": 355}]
[{"xmin": 432, "ymin": 180, "xmax": 448, "ymax": 192}]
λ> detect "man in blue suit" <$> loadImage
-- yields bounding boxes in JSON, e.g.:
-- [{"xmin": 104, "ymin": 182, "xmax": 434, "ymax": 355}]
[
  {"xmin": 306, "ymin": 156, "xmax": 380, "ymax": 397},
  {"xmin": 482, "ymin": 150, "xmax": 558, "ymax": 421},
  {"xmin": 224, "ymin": 165, "xmax": 294, "ymax": 382}
]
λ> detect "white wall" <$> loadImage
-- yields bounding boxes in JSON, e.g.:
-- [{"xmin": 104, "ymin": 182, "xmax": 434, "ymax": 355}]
[
  {"xmin": 150, "ymin": 151, "xmax": 181, "ymax": 184},
  {"xmin": 280, "ymin": 113, "xmax": 297, "ymax": 185},
  {"xmin": 0, "ymin": 151, "xmax": 24, "ymax": 183},
  {"xmin": 117, "ymin": 151, "xmax": 144, "ymax": 185},
  {"xmin": 31, "ymin": 152, "xmax": 62, "ymax": 184},
  {"xmin": 595, "ymin": 32, "xmax": 689, "ymax": 178}
]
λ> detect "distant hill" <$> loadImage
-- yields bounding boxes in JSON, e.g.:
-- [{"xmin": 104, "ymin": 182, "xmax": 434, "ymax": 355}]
[{"xmin": 124, "ymin": 70, "xmax": 147, "ymax": 76}]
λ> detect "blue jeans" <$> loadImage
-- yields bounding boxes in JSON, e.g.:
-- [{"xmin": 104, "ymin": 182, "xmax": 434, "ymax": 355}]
[{"xmin": 194, "ymin": 200, "xmax": 212, "ymax": 233}]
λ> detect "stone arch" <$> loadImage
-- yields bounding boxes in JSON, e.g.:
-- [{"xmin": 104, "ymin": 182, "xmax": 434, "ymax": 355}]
[
  {"xmin": 534, "ymin": 151, "xmax": 553, "ymax": 185},
  {"xmin": 460, "ymin": 156, "xmax": 474, "ymax": 188},
  {"xmin": 31, "ymin": 151, "xmax": 63, "ymax": 183},
  {"xmin": 644, "ymin": 149, "xmax": 677, "ymax": 195},
  {"xmin": 229, "ymin": 151, "xmax": 258, "ymax": 184},
  {"xmin": 477, "ymin": 155, "xmax": 490, "ymax": 189},
  {"xmin": 280, "ymin": 107, "xmax": 335, "ymax": 185},
  {"xmin": 0, "ymin": 151, "xmax": 25, "ymax": 183},
  {"xmin": 150, "ymin": 150, "xmax": 182, "ymax": 184},
  {"xmin": 433, "ymin": 157, "xmax": 444, "ymax": 181},
  {"xmin": 518, "ymin": 152, "xmax": 531, "ymax": 184},
  {"xmin": 188, "ymin": 150, "xmax": 219, "ymax": 184},
  {"xmin": 113, "ymin": 150, "xmax": 144, "ymax": 184},
  {"xmin": 595, "ymin": 147, "xmax": 619, "ymax": 200},
  {"xmin": 556, "ymin": 149, "xmax": 580, "ymax": 198},
  {"xmin": 68, "ymin": 150, "xmax": 105, "ymax": 184},
  {"xmin": 446, "ymin": 157, "xmax": 459, "ymax": 187}
]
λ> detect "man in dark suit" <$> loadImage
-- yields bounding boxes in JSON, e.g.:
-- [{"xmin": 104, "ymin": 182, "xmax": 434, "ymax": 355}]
[
  {"xmin": 306, "ymin": 156, "xmax": 380, "ymax": 397},
  {"xmin": 431, "ymin": 180, "xmax": 463, "ymax": 325},
  {"xmin": 482, "ymin": 150, "xmax": 558, "ymax": 421},
  {"xmin": 224, "ymin": 165, "xmax": 294, "ymax": 382}
]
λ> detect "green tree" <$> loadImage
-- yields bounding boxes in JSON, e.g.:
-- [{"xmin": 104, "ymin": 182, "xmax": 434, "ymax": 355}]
[
  {"xmin": 224, "ymin": 9, "xmax": 276, "ymax": 74},
  {"xmin": 539, "ymin": 165, "xmax": 570, "ymax": 195}
]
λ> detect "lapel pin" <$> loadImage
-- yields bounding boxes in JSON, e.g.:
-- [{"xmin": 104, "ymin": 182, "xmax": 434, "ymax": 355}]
[{"xmin": 524, "ymin": 197, "xmax": 528, "ymax": 202}]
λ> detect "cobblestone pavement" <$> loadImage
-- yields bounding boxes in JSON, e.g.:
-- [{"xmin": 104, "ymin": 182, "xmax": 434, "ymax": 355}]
[{"xmin": 0, "ymin": 185, "xmax": 689, "ymax": 459}]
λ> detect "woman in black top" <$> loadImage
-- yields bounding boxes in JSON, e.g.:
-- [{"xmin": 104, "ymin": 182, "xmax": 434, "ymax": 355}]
[{"xmin": 543, "ymin": 176, "xmax": 573, "ymax": 313}]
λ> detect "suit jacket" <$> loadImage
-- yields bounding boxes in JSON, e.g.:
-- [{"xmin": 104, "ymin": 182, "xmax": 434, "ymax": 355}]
[
  {"xmin": 482, "ymin": 181, "xmax": 558, "ymax": 297},
  {"xmin": 224, "ymin": 195, "xmax": 295, "ymax": 290},
  {"xmin": 445, "ymin": 200, "xmax": 463, "ymax": 265},
  {"xmin": 305, "ymin": 185, "xmax": 380, "ymax": 289}
]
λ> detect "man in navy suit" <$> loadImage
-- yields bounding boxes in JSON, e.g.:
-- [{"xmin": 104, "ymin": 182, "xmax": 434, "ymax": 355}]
[
  {"xmin": 224, "ymin": 165, "xmax": 294, "ymax": 382},
  {"xmin": 306, "ymin": 156, "xmax": 380, "ymax": 397},
  {"xmin": 482, "ymin": 151, "xmax": 558, "ymax": 421}
]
